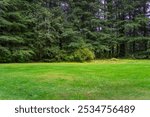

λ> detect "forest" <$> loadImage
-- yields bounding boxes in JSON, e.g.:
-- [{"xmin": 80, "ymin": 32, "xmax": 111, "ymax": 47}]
[{"xmin": 0, "ymin": 0, "xmax": 150, "ymax": 62}]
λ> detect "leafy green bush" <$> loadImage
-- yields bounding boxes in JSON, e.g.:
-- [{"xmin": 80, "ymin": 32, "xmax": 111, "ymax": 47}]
[
  {"xmin": 133, "ymin": 50, "xmax": 150, "ymax": 59},
  {"xmin": 0, "ymin": 46, "xmax": 11, "ymax": 63},
  {"xmin": 42, "ymin": 47, "xmax": 67, "ymax": 62},
  {"xmin": 12, "ymin": 50, "xmax": 34, "ymax": 62},
  {"xmin": 71, "ymin": 48, "xmax": 95, "ymax": 62}
]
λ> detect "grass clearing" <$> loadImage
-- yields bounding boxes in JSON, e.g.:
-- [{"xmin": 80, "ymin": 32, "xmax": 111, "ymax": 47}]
[{"xmin": 0, "ymin": 59, "xmax": 150, "ymax": 100}]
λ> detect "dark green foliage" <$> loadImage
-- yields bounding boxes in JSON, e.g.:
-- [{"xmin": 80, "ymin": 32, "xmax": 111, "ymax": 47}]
[
  {"xmin": 0, "ymin": 0, "xmax": 35, "ymax": 62},
  {"xmin": 0, "ymin": 0, "xmax": 150, "ymax": 62},
  {"xmin": 12, "ymin": 50, "xmax": 34, "ymax": 63},
  {"xmin": 0, "ymin": 46, "xmax": 11, "ymax": 62}
]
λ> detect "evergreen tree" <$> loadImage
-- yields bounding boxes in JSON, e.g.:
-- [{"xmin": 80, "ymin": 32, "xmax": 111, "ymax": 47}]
[
  {"xmin": 0, "ymin": 0, "xmax": 150, "ymax": 62},
  {"xmin": 0, "ymin": 0, "xmax": 35, "ymax": 62}
]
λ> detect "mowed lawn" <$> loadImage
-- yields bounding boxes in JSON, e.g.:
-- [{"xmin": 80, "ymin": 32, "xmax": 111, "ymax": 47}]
[{"xmin": 0, "ymin": 60, "xmax": 150, "ymax": 100}]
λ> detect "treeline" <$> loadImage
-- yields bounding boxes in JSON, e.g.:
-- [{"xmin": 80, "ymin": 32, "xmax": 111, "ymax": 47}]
[{"xmin": 0, "ymin": 0, "xmax": 150, "ymax": 62}]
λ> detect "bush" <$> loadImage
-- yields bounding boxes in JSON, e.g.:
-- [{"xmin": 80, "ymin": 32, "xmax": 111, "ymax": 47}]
[
  {"xmin": 71, "ymin": 48, "xmax": 95, "ymax": 62},
  {"xmin": 133, "ymin": 50, "xmax": 150, "ymax": 59},
  {"xmin": 0, "ymin": 46, "xmax": 11, "ymax": 63},
  {"xmin": 12, "ymin": 50, "xmax": 34, "ymax": 62},
  {"xmin": 42, "ymin": 47, "xmax": 68, "ymax": 62}
]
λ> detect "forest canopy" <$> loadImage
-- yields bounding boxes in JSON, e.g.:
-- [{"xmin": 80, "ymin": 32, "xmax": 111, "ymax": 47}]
[{"xmin": 0, "ymin": 0, "xmax": 150, "ymax": 62}]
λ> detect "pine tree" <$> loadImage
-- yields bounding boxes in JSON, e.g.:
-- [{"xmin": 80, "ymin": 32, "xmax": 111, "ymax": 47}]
[{"xmin": 0, "ymin": 0, "xmax": 35, "ymax": 62}]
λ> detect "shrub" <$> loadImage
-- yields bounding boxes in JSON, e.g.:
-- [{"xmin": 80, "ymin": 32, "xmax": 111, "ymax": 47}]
[
  {"xmin": 133, "ymin": 50, "xmax": 150, "ymax": 59},
  {"xmin": 72, "ymin": 48, "xmax": 95, "ymax": 62},
  {"xmin": 0, "ymin": 46, "xmax": 11, "ymax": 63},
  {"xmin": 12, "ymin": 50, "xmax": 34, "ymax": 62},
  {"xmin": 42, "ymin": 47, "xmax": 67, "ymax": 62}
]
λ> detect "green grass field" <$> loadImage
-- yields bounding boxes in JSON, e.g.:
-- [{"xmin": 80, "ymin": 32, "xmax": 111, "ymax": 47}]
[{"xmin": 0, "ymin": 59, "xmax": 150, "ymax": 100}]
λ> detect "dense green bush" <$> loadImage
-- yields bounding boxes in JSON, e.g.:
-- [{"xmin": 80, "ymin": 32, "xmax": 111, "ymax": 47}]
[
  {"xmin": 0, "ymin": 46, "xmax": 11, "ymax": 63},
  {"xmin": 133, "ymin": 50, "xmax": 150, "ymax": 59},
  {"xmin": 71, "ymin": 48, "xmax": 95, "ymax": 62},
  {"xmin": 12, "ymin": 50, "xmax": 34, "ymax": 62}
]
